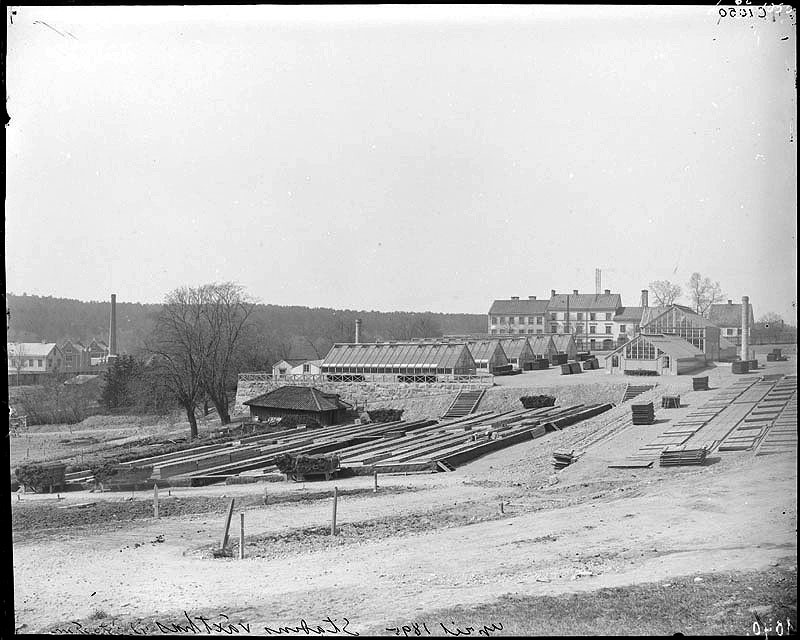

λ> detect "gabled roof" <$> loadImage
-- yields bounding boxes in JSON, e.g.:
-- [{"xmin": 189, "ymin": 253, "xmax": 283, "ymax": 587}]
[
  {"xmin": 605, "ymin": 333, "xmax": 705, "ymax": 359},
  {"xmin": 273, "ymin": 358, "xmax": 310, "ymax": 368},
  {"xmin": 528, "ymin": 335, "xmax": 557, "ymax": 356},
  {"xmin": 551, "ymin": 334, "xmax": 576, "ymax": 352},
  {"xmin": 708, "ymin": 302, "xmax": 755, "ymax": 327},
  {"xmin": 322, "ymin": 342, "xmax": 474, "ymax": 369},
  {"xmin": 244, "ymin": 386, "xmax": 347, "ymax": 411},
  {"xmin": 641, "ymin": 304, "xmax": 719, "ymax": 328},
  {"xmin": 7, "ymin": 342, "xmax": 59, "ymax": 357},
  {"xmin": 497, "ymin": 337, "xmax": 531, "ymax": 359},
  {"xmin": 489, "ymin": 299, "xmax": 549, "ymax": 315},
  {"xmin": 614, "ymin": 307, "xmax": 645, "ymax": 322},
  {"xmin": 466, "ymin": 340, "xmax": 506, "ymax": 362},
  {"xmin": 547, "ymin": 293, "xmax": 622, "ymax": 311}
]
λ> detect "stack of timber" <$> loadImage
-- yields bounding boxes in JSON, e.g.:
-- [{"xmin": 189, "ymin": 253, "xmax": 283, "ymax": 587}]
[
  {"xmin": 530, "ymin": 358, "xmax": 550, "ymax": 370},
  {"xmin": 552, "ymin": 450, "xmax": 576, "ymax": 470},
  {"xmin": 692, "ymin": 376, "xmax": 709, "ymax": 391},
  {"xmin": 622, "ymin": 385, "xmax": 655, "ymax": 402},
  {"xmin": 766, "ymin": 348, "xmax": 787, "ymax": 362},
  {"xmin": 732, "ymin": 360, "xmax": 750, "ymax": 374},
  {"xmin": 441, "ymin": 389, "xmax": 485, "ymax": 419},
  {"xmin": 582, "ymin": 357, "xmax": 600, "ymax": 371},
  {"xmin": 560, "ymin": 364, "xmax": 572, "ymax": 375},
  {"xmin": 275, "ymin": 453, "xmax": 340, "ymax": 481},
  {"xmin": 631, "ymin": 402, "xmax": 655, "ymax": 425},
  {"xmin": 659, "ymin": 444, "xmax": 711, "ymax": 466},
  {"xmin": 661, "ymin": 394, "xmax": 681, "ymax": 409},
  {"xmin": 720, "ymin": 376, "xmax": 795, "ymax": 452},
  {"xmin": 550, "ymin": 353, "xmax": 568, "ymax": 366},
  {"xmin": 569, "ymin": 362, "xmax": 583, "ymax": 374}
]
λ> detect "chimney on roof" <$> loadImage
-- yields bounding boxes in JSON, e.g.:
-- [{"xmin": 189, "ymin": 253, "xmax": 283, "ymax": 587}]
[
  {"xmin": 573, "ymin": 290, "xmax": 578, "ymax": 295},
  {"xmin": 728, "ymin": 299, "xmax": 732, "ymax": 304},
  {"xmin": 528, "ymin": 296, "xmax": 536, "ymax": 300},
  {"xmin": 551, "ymin": 289, "xmax": 556, "ymax": 297},
  {"xmin": 641, "ymin": 290, "xmax": 649, "ymax": 308},
  {"xmin": 355, "ymin": 318, "xmax": 362, "ymax": 344},
  {"xmin": 511, "ymin": 296, "xmax": 519, "ymax": 300},
  {"xmin": 604, "ymin": 289, "xmax": 611, "ymax": 295}
]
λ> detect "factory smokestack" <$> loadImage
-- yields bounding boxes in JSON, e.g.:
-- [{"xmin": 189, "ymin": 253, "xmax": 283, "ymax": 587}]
[
  {"xmin": 641, "ymin": 290, "xmax": 649, "ymax": 308},
  {"xmin": 108, "ymin": 293, "xmax": 118, "ymax": 361},
  {"xmin": 355, "ymin": 318, "xmax": 362, "ymax": 344},
  {"xmin": 740, "ymin": 296, "xmax": 750, "ymax": 361}
]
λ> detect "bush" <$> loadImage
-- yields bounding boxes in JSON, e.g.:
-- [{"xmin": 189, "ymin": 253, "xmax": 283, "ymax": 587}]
[
  {"xmin": 520, "ymin": 395, "xmax": 556, "ymax": 409},
  {"xmin": 91, "ymin": 461, "xmax": 120, "ymax": 485},
  {"xmin": 14, "ymin": 462, "xmax": 66, "ymax": 493},
  {"xmin": 277, "ymin": 415, "xmax": 321, "ymax": 429},
  {"xmin": 366, "ymin": 408, "xmax": 404, "ymax": 423}
]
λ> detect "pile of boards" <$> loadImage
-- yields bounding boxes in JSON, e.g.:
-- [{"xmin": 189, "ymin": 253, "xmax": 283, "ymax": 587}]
[
  {"xmin": 560, "ymin": 362, "xmax": 583, "ymax": 375},
  {"xmin": 661, "ymin": 394, "xmax": 680, "ymax": 409},
  {"xmin": 581, "ymin": 357, "xmax": 600, "ymax": 370},
  {"xmin": 631, "ymin": 402, "xmax": 655, "ymax": 425},
  {"xmin": 692, "ymin": 376, "xmax": 709, "ymax": 391},
  {"xmin": 766, "ymin": 348, "xmax": 788, "ymax": 362},
  {"xmin": 659, "ymin": 444, "xmax": 710, "ymax": 466},
  {"xmin": 551, "ymin": 450, "xmax": 576, "ymax": 470},
  {"xmin": 529, "ymin": 358, "xmax": 550, "ymax": 370}
]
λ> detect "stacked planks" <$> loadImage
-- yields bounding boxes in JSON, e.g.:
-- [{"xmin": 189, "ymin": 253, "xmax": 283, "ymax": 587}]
[
  {"xmin": 755, "ymin": 377, "xmax": 797, "ymax": 456},
  {"xmin": 661, "ymin": 394, "xmax": 681, "ymax": 409},
  {"xmin": 692, "ymin": 376, "xmax": 709, "ymax": 391},
  {"xmin": 631, "ymin": 402, "xmax": 655, "ymax": 425},
  {"xmin": 552, "ymin": 450, "xmax": 576, "ymax": 470},
  {"xmin": 622, "ymin": 385, "xmax": 655, "ymax": 402},
  {"xmin": 659, "ymin": 444, "xmax": 711, "ymax": 466},
  {"xmin": 717, "ymin": 378, "xmax": 786, "ymax": 452}
]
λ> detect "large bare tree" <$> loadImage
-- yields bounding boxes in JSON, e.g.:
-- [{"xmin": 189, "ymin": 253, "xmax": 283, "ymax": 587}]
[
  {"xmin": 687, "ymin": 272, "xmax": 725, "ymax": 316},
  {"xmin": 648, "ymin": 280, "xmax": 682, "ymax": 306},
  {"xmin": 148, "ymin": 282, "xmax": 255, "ymax": 435}
]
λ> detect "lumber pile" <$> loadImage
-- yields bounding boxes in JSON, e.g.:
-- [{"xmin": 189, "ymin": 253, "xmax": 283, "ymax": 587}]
[
  {"xmin": 631, "ymin": 402, "xmax": 655, "ymax": 425},
  {"xmin": 275, "ymin": 453, "xmax": 340, "ymax": 478},
  {"xmin": 582, "ymin": 357, "xmax": 600, "ymax": 371},
  {"xmin": 550, "ymin": 353, "xmax": 568, "ymax": 366},
  {"xmin": 659, "ymin": 444, "xmax": 709, "ymax": 466},
  {"xmin": 661, "ymin": 394, "xmax": 680, "ymax": 409},
  {"xmin": 766, "ymin": 348, "xmax": 787, "ymax": 362},
  {"xmin": 530, "ymin": 358, "xmax": 549, "ymax": 370},
  {"xmin": 520, "ymin": 395, "xmax": 556, "ymax": 409},
  {"xmin": 732, "ymin": 360, "xmax": 750, "ymax": 374},
  {"xmin": 552, "ymin": 450, "xmax": 576, "ymax": 470},
  {"xmin": 692, "ymin": 376, "xmax": 709, "ymax": 391}
]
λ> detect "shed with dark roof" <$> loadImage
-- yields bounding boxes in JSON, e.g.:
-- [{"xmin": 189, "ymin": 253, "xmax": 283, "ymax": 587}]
[{"xmin": 243, "ymin": 386, "xmax": 351, "ymax": 425}]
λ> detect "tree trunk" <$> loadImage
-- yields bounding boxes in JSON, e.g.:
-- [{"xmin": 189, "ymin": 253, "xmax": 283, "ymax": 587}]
[
  {"xmin": 185, "ymin": 404, "xmax": 198, "ymax": 440},
  {"xmin": 203, "ymin": 397, "xmax": 210, "ymax": 416},
  {"xmin": 209, "ymin": 390, "xmax": 231, "ymax": 425}
]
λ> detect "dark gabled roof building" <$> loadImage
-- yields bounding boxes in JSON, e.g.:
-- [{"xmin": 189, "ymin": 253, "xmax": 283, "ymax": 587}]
[
  {"xmin": 243, "ymin": 385, "xmax": 350, "ymax": 426},
  {"xmin": 708, "ymin": 300, "xmax": 756, "ymax": 346}
]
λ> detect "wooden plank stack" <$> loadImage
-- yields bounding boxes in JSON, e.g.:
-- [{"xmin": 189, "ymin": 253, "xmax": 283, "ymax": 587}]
[
  {"xmin": 560, "ymin": 363, "xmax": 572, "ymax": 375},
  {"xmin": 661, "ymin": 394, "xmax": 680, "ymax": 409},
  {"xmin": 732, "ymin": 360, "xmax": 750, "ymax": 374},
  {"xmin": 568, "ymin": 362, "xmax": 583, "ymax": 374},
  {"xmin": 552, "ymin": 450, "xmax": 575, "ymax": 470},
  {"xmin": 631, "ymin": 402, "xmax": 655, "ymax": 425},
  {"xmin": 659, "ymin": 444, "xmax": 711, "ymax": 466},
  {"xmin": 692, "ymin": 376, "xmax": 709, "ymax": 391}
]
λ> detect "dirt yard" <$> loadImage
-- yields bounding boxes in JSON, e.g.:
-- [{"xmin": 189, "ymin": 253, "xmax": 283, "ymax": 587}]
[{"xmin": 10, "ymin": 358, "xmax": 798, "ymax": 635}]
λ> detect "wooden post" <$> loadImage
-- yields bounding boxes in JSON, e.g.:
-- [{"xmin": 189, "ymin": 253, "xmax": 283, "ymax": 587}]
[
  {"xmin": 239, "ymin": 513, "xmax": 245, "ymax": 560},
  {"xmin": 263, "ymin": 486, "xmax": 268, "ymax": 505},
  {"xmin": 153, "ymin": 483, "xmax": 159, "ymax": 519},
  {"xmin": 373, "ymin": 470, "xmax": 378, "ymax": 493},
  {"xmin": 220, "ymin": 498, "xmax": 235, "ymax": 551},
  {"xmin": 500, "ymin": 499, "xmax": 504, "ymax": 514},
  {"xmin": 331, "ymin": 487, "xmax": 338, "ymax": 536}
]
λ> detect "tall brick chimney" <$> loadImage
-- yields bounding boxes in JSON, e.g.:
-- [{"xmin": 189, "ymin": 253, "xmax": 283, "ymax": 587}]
[
  {"xmin": 108, "ymin": 293, "xmax": 118, "ymax": 363},
  {"xmin": 641, "ymin": 290, "xmax": 649, "ymax": 308},
  {"xmin": 741, "ymin": 296, "xmax": 750, "ymax": 360},
  {"xmin": 355, "ymin": 318, "xmax": 362, "ymax": 344}
]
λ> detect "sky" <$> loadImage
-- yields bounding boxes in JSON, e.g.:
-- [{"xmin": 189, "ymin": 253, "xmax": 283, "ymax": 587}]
[{"xmin": 5, "ymin": 5, "xmax": 797, "ymax": 321}]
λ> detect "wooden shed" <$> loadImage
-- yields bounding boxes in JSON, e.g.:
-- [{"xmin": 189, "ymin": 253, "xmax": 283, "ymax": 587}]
[
  {"xmin": 243, "ymin": 386, "xmax": 351, "ymax": 426},
  {"xmin": 467, "ymin": 340, "xmax": 509, "ymax": 374},
  {"xmin": 498, "ymin": 337, "xmax": 535, "ymax": 370}
]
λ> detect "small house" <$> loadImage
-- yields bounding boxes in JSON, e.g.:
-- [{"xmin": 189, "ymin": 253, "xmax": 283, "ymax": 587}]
[
  {"xmin": 272, "ymin": 359, "xmax": 323, "ymax": 379},
  {"xmin": 604, "ymin": 333, "xmax": 706, "ymax": 376},
  {"xmin": 243, "ymin": 385, "xmax": 351, "ymax": 426}
]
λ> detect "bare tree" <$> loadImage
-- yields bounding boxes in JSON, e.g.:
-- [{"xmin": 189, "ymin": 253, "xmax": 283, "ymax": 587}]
[
  {"xmin": 759, "ymin": 312, "xmax": 783, "ymax": 324},
  {"xmin": 9, "ymin": 343, "xmax": 28, "ymax": 386},
  {"xmin": 687, "ymin": 272, "xmax": 725, "ymax": 316},
  {"xmin": 197, "ymin": 283, "xmax": 256, "ymax": 425},
  {"xmin": 648, "ymin": 280, "xmax": 682, "ymax": 306}
]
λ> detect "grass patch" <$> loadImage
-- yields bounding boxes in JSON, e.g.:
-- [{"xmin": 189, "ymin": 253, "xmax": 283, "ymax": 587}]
[{"xmin": 371, "ymin": 566, "xmax": 797, "ymax": 636}]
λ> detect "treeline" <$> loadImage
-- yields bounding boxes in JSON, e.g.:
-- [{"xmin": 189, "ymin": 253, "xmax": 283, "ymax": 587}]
[{"xmin": 6, "ymin": 293, "xmax": 487, "ymax": 369}]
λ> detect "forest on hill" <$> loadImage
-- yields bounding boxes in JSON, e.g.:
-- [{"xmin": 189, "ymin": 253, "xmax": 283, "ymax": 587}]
[{"xmin": 5, "ymin": 293, "xmax": 487, "ymax": 370}]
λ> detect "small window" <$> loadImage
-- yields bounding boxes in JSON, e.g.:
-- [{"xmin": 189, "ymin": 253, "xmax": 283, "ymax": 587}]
[
  {"xmin": 492, "ymin": 316, "xmax": 499, "ymax": 324},
  {"xmin": 577, "ymin": 312, "xmax": 584, "ymax": 321},
  {"xmin": 303, "ymin": 364, "xmax": 310, "ymax": 372},
  {"xmin": 590, "ymin": 313, "xmax": 596, "ymax": 321},
  {"xmin": 619, "ymin": 324, "xmax": 627, "ymax": 333},
  {"xmin": 605, "ymin": 313, "xmax": 612, "ymax": 321},
  {"xmin": 605, "ymin": 326, "xmax": 612, "ymax": 334},
  {"xmin": 589, "ymin": 324, "xmax": 597, "ymax": 334},
  {"xmin": 38, "ymin": 359, "xmax": 43, "ymax": 367},
  {"xmin": 550, "ymin": 324, "xmax": 558, "ymax": 333},
  {"xmin": 536, "ymin": 316, "xmax": 542, "ymax": 324},
  {"xmin": 550, "ymin": 313, "xmax": 557, "ymax": 321}
]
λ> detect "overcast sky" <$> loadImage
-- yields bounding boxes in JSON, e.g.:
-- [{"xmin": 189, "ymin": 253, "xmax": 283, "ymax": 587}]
[{"xmin": 6, "ymin": 5, "xmax": 797, "ymax": 321}]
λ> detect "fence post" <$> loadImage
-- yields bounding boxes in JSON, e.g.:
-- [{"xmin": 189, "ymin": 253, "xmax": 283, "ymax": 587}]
[
  {"xmin": 153, "ymin": 483, "xmax": 159, "ymax": 519},
  {"xmin": 331, "ymin": 487, "xmax": 338, "ymax": 536},
  {"xmin": 239, "ymin": 513, "xmax": 245, "ymax": 560},
  {"xmin": 373, "ymin": 470, "xmax": 378, "ymax": 493},
  {"xmin": 220, "ymin": 498, "xmax": 235, "ymax": 551}
]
